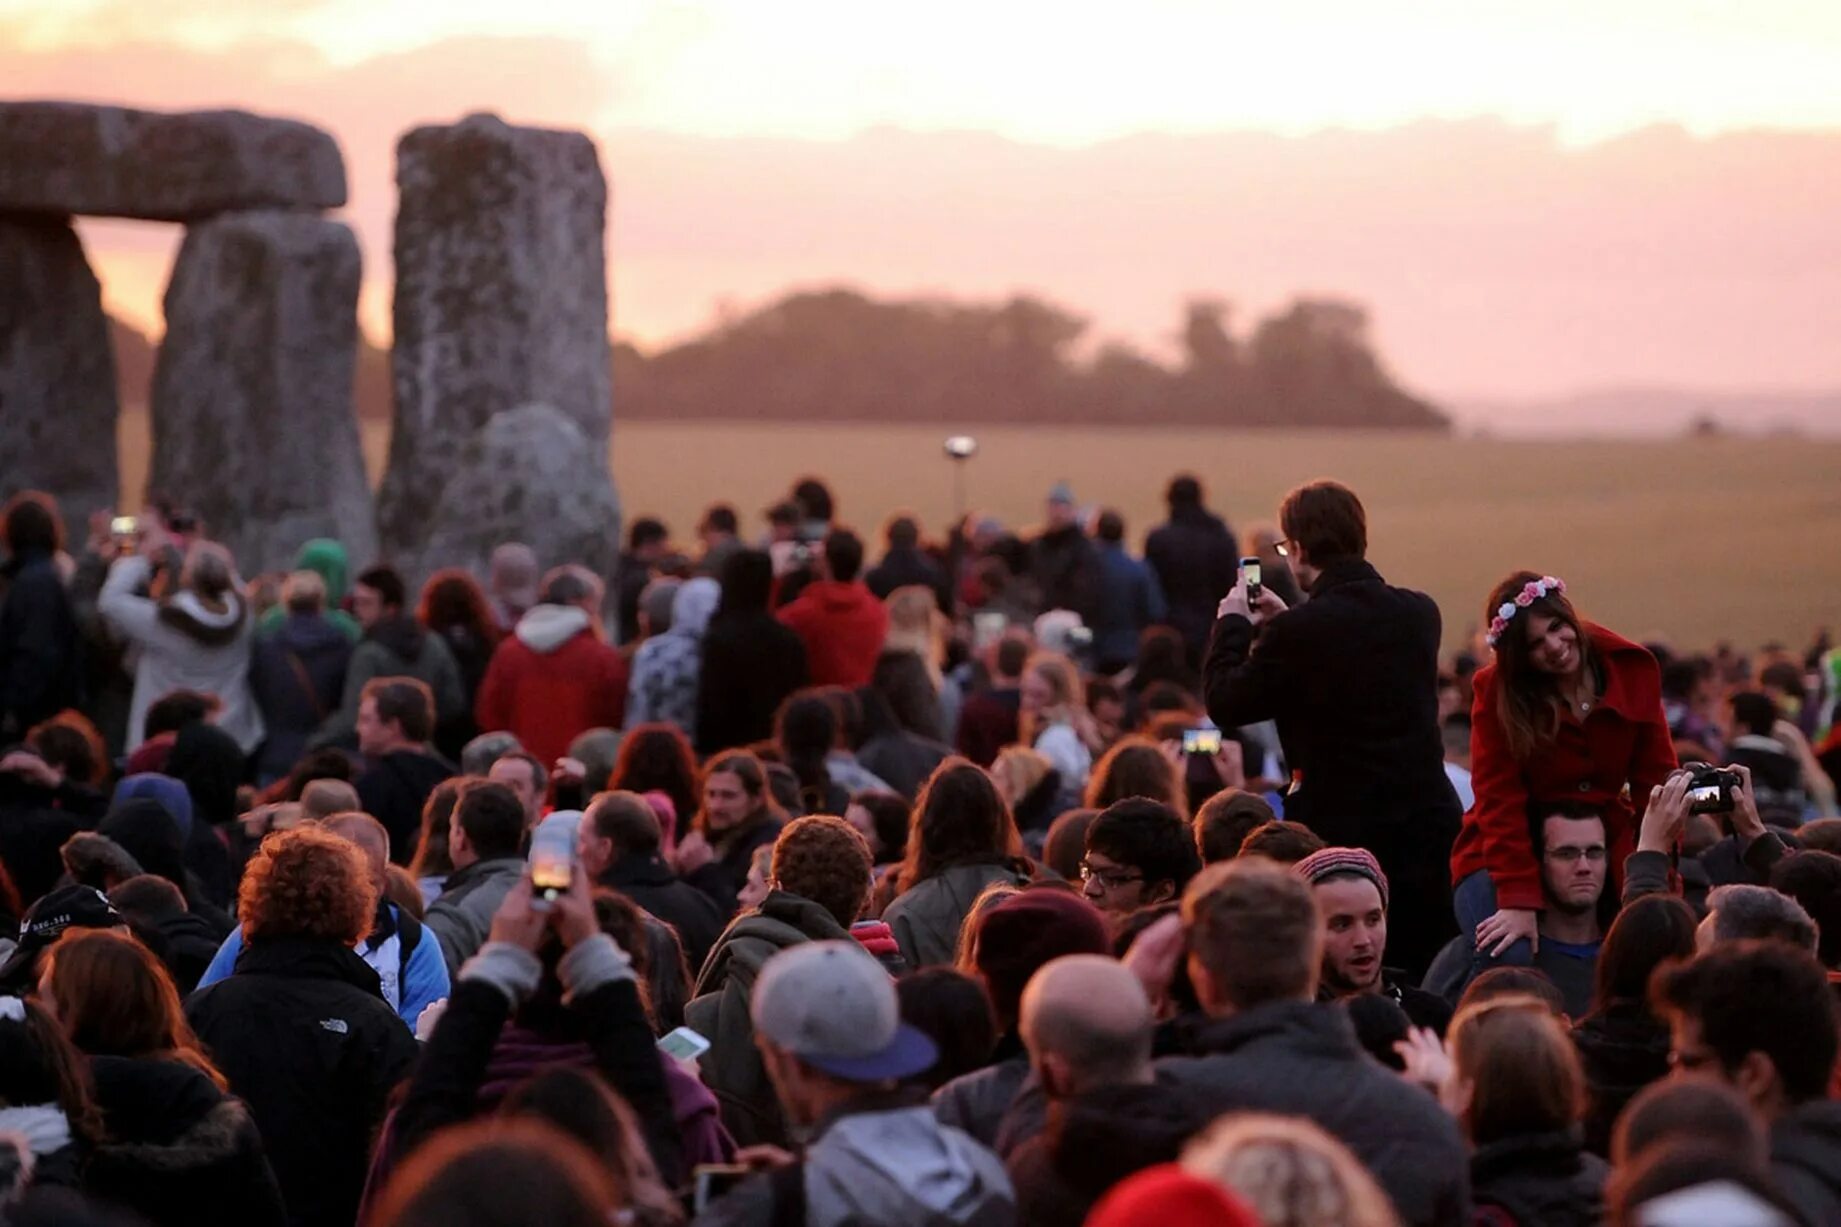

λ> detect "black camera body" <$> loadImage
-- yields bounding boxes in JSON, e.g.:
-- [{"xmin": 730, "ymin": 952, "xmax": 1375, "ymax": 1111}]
[{"xmin": 1684, "ymin": 762, "xmax": 1742, "ymax": 815}]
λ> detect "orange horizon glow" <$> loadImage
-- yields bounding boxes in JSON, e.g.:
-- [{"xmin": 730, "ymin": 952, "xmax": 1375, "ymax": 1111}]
[{"xmin": 8, "ymin": 1, "xmax": 1841, "ymax": 409}]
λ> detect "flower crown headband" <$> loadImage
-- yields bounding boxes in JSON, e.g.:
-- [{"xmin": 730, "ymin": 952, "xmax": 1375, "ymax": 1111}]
[{"xmin": 1487, "ymin": 576, "xmax": 1566, "ymax": 648}]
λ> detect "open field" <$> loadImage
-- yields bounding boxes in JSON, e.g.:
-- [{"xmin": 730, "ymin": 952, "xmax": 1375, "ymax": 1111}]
[{"xmin": 118, "ymin": 411, "xmax": 1841, "ymax": 654}]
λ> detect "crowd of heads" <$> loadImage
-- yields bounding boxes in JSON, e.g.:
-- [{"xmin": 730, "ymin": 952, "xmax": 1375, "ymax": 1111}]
[{"xmin": 1, "ymin": 473, "xmax": 1839, "ymax": 1227}]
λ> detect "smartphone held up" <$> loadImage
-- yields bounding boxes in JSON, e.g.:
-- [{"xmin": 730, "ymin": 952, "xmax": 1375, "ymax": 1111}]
[
  {"xmin": 1241, "ymin": 556, "xmax": 1263, "ymax": 604},
  {"xmin": 527, "ymin": 818, "xmax": 575, "ymax": 909}
]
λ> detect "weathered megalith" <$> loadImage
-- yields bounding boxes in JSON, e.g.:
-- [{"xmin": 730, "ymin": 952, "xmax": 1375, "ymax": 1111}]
[
  {"xmin": 148, "ymin": 211, "xmax": 376, "ymax": 574},
  {"xmin": 0, "ymin": 216, "xmax": 119, "ymax": 526},
  {"xmin": 0, "ymin": 102, "xmax": 345, "ymax": 222},
  {"xmin": 402, "ymin": 403, "xmax": 620, "ymax": 582},
  {"xmin": 379, "ymin": 113, "xmax": 612, "ymax": 563}
]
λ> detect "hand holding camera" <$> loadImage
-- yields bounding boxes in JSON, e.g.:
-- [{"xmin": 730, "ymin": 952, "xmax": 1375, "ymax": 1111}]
[{"xmin": 1639, "ymin": 770, "xmax": 1693, "ymax": 854}]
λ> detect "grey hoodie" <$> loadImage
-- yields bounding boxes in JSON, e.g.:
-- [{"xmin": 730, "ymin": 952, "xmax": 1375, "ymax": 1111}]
[{"xmin": 696, "ymin": 1102, "xmax": 1014, "ymax": 1227}]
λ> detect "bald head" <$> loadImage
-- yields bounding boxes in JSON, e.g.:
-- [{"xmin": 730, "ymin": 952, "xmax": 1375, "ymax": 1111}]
[
  {"xmin": 1021, "ymin": 954, "xmax": 1154, "ymax": 1096},
  {"xmin": 321, "ymin": 811, "xmax": 390, "ymax": 894},
  {"xmin": 301, "ymin": 778, "xmax": 360, "ymax": 822}
]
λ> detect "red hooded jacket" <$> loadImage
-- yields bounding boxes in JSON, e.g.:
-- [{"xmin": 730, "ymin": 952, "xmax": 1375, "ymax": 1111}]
[
  {"xmin": 1451, "ymin": 624, "xmax": 1678, "ymax": 911},
  {"xmin": 474, "ymin": 605, "xmax": 627, "ymax": 766},
  {"xmin": 775, "ymin": 580, "xmax": 889, "ymax": 689}
]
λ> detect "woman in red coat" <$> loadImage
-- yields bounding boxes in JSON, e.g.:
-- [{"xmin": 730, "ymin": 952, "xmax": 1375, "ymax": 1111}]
[{"xmin": 1449, "ymin": 571, "xmax": 1677, "ymax": 968}]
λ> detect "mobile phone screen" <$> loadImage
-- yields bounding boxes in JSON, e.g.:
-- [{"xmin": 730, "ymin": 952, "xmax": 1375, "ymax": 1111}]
[
  {"xmin": 1183, "ymin": 727, "xmax": 1222, "ymax": 755},
  {"xmin": 528, "ymin": 824, "xmax": 574, "ymax": 901},
  {"xmin": 657, "ymin": 1026, "xmax": 711, "ymax": 1061}
]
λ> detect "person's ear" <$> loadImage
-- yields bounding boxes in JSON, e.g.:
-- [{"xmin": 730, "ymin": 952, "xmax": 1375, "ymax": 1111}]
[
  {"xmin": 1443, "ymin": 1074, "xmax": 1475, "ymax": 1121},
  {"xmin": 1187, "ymin": 953, "xmax": 1219, "ymax": 1013},
  {"xmin": 1733, "ymin": 1050, "xmax": 1784, "ymax": 1112},
  {"xmin": 1145, "ymin": 880, "xmax": 1176, "ymax": 907},
  {"xmin": 1036, "ymin": 1053, "xmax": 1076, "ymax": 1100}
]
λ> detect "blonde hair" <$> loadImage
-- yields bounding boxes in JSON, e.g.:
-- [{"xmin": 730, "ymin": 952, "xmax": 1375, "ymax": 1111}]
[
  {"xmin": 282, "ymin": 569, "xmax": 327, "ymax": 614},
  {"xmin": 883, "ymin": 586, "xmax": 947, "ymax": 678},
  {"xmin": 988, "ymin": 745, "xmax": 1053, "ymax": 808},
  {"xmin": 1183, "ymin": 1113, "xmax": 1402, "ymax": 1227},
  {"xmin": 1448, "ymin": 994, "xmax": 1585, "ymax": 1145},
  {"xmin": 1019, "ymin": 651, "xmax": 1083, "ymax": 746}
]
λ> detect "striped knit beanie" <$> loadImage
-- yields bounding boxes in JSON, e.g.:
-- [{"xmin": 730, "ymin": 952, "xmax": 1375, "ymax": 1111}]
[{"xmin": 1292, "ymin": 846, "xmax": 1389, "ymax": 910}]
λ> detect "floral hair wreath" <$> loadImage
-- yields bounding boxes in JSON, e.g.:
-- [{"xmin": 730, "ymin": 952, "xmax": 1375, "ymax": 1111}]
[{"xmin": 1486, "ymin": 576, "xmax": 1566, "ymax": 648}]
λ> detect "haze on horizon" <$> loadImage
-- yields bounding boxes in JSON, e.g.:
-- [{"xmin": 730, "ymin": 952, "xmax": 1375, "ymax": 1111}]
[{"xmin": 6, "ymin": 0, "xmax": 1841, "ymax": 428}]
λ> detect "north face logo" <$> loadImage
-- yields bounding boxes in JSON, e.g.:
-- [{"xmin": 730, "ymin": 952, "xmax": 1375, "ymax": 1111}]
[{"xmin": 319, "ymin": 1018, "xmax": 349, "ymax": 1035}]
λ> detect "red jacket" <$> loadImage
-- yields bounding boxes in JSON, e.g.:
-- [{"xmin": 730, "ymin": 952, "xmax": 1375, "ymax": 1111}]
[
  {"xmin": 775, "ymin": 581, "xmax": 889, "ymax": 689},
  {"xmin": 1450, "ymin": 624, "xmax": 1677, "ymax": 911},
  {"xmin": 474, "ymin": 606, "xmax": 628, "ymax": 766}
]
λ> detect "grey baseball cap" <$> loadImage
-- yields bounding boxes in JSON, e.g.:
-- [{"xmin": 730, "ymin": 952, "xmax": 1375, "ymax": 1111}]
[{"xmin": 751, "ymin": 941, "xmax": 938, "ymax": 1082}]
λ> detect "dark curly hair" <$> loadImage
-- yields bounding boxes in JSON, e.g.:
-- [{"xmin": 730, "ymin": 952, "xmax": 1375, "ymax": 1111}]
[
  {"xmin": 609, "ymin": 724, "xmax": 700, "ymax": 828},
  {"xmin": 239, "ymin": 825, "xmax": 376, "ymax": 945},
  {"xmin": 417, "ymin": 569, "xmax": 502, "ymax": 650},
  {"xmin": 772, "ymin": 816, "xmax": 873, "ymax": 928}
]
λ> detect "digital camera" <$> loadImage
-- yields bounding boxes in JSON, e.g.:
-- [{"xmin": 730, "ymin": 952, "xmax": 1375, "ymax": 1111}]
[{"xmin": 1683, "ymin": 762, "xmax": 1741, "ymax": 815}]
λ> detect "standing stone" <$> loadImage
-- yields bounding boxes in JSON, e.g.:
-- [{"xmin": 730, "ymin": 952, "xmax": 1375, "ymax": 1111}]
[
  {"xmin": 379, "ymin": 113, "xmax": 612, "ymax": 562},
  {"xmin": 404, "ymin": 403, "xmax": 620, "ymax": 584},
  {"xmin": 0, "ymin": 216, "xmax": 118, "ymax": 527},
  {"xmin": 149, "ymin": 212, "xmax": 375, "ymax": 575},
  {"xmin": 0, "ymin": 102, "xmax": 345, "ymax": 222}
]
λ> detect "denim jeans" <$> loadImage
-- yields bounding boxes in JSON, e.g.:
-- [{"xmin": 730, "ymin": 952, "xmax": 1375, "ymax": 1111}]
[{"xmin": 1453, "ymin": 869, "xmax": 1535, "ymax": 977}]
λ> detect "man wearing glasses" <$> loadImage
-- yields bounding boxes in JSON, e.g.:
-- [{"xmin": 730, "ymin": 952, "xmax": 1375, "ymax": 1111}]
[
  {"xmin": 1202, "ymin": 479, "xmax": 1461, "ymax": 978},
  {"xmin": 1078, "ymin": 799, "xmax": 1203, "ymax": 917},
  {"xmin": 1529, "ymin": 804, "xmax": 1608, "ymax": 1016}
]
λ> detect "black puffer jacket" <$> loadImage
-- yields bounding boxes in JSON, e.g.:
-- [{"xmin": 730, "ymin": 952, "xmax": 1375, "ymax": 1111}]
[
  {"xmin": 1469, "ymin": 1129, "xmax": 1606, "ymax": 1227},
  {"xmin": 185, "ymin": 937, "xmax": 417, "ymax": 1227},
  {"xmin": 83, "ymin": 1055, "xmax": 286, "ymax": 1227},
  {"xmin": 0, "ymin": 551, "xmax": 81, "ymax": 736},
  {"xmin": 1572, "ymin": 1002, "xmax": 1671, "ymax": 1156}
]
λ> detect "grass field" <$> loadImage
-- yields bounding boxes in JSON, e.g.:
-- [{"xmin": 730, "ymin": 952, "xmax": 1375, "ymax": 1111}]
[{"xmin": 117, "ymin": 410, "xmax": 1841, "ymax": 654}]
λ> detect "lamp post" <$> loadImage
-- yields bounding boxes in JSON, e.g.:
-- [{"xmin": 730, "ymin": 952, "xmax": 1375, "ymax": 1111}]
[{"xmin": 943, "ymin": 435, "xmax": 978, "ymax": 609}]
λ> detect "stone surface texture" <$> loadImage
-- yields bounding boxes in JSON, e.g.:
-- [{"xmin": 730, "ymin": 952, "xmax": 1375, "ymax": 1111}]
[
  {"xmin": 403, "ymin": 403, "xmax": 621, "ymax": 584},
  {"xmin": 148, "ymin": 211, "xmax": 376, "ymax": 574},
  {"xmin": 0, "ymin": 216, "xmax": 120, "ymax": 528},
  {"xmin": 0, "ymin": 101, "xmax": 346, "ymax": 222},
  {"xmin": 379, "ymin": 112, "xmax": 612, "ymax": 561}
]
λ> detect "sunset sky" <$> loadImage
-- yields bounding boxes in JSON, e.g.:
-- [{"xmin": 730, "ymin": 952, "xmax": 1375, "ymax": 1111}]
[{"xmin": 6, "ymin": 0, "xmax": 1841, "ymax": 411}]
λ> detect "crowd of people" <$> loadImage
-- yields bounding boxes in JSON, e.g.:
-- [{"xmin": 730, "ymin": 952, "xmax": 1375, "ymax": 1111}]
[{"xmin": 0, "ymin": 469, "xmax": 1839, "ymax": 1227}]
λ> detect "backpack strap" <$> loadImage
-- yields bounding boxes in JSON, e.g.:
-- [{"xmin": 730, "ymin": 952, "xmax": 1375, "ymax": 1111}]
[
  {"xmin": 395, "ymin": 907, "xmax": 424, "ymax": 975},
  {"xmin": 767, "ymin": 1161, "xmax": 805, "ymax": 1227}
]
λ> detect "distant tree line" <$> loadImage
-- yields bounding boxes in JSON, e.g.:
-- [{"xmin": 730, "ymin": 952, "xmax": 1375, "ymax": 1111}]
[
  {"xmin": 112, "ymin": 286, "xmax": 1448, "ymax": 430},
  {"xmin": 612, "ymin": 289, "xmax": 1448, "ymax": 429}
]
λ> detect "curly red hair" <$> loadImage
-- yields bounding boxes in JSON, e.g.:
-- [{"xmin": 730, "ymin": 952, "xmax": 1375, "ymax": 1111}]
[{"xmin": 239, "ymin": 825, "xmax": 377, "ymax": 945}]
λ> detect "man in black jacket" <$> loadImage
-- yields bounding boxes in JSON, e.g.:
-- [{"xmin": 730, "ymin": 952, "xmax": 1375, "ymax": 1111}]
[
  {"xmin": 1027, "ymin": 483, "xmax": 1100, "ymax": 623},
  {"xmin": 1653, "ymin": 941, "xmax": 1841, "ymax": 1227},
  {"xmin": 1202, "ymin": 480, "xmax": 1459, "ymax": 976},
  {"xmin": 186, "ymin": 825, "xmax": 417, "ymax": 1227},
  {"xmin": 1147, "ymin": 861, "xmax": 1470, "ymax": 1227},
  {"xmin": 579, "ymin": 789, "xmax": 725, "ymax": 973},
  {"xmin": 353, "ymin": 677, "xmax": 454, "ymax": 864},
  {"xmin": 865, "ymin": 515, "xmax": 952, "ymax": 612},
  {"xmin": 1144, "ymin": 474, "xmax": 1239, "ymax": 668}
]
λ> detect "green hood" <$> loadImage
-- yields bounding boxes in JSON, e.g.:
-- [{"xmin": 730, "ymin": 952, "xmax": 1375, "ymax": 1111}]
[{"xmin": 296, "ymin": 538, "xmax": 350, "ymax": 605}]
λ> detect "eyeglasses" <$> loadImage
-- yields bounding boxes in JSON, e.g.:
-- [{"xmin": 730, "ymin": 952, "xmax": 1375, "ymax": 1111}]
[
  {"xmin": 1670, "ymin": 1046, "xmax": 1719, "ymax": 1073},
  {"xmin": 1079, "ymin": 861, "xmax": 1144, "ymax": 889},
  {"xmin": 1544, "ymin": 845, "xmax": 1607, "ymax": 864}
]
